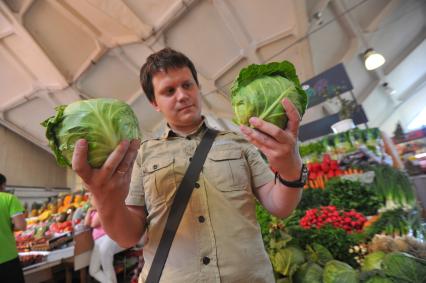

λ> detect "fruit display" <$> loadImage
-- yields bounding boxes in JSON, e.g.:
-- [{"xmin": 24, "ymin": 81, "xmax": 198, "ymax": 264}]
[{"xmin": 15, "ymin": 191, "xmax": 90, "ymax": 266}]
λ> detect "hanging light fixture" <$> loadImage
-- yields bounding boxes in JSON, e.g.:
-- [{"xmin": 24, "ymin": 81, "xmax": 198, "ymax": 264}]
[{"xmin": 363, "ymin": 48, "xmax": 386, "ymax": 70}]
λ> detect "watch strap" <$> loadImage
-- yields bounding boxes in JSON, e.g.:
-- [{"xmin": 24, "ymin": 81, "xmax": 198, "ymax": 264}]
[{"xmin": 275, "ymin": 164, "xmax": 308, "ymax": 188}]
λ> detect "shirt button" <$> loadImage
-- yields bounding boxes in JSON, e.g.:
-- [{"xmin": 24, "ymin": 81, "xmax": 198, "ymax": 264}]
[
  {"xmin": 202, "ymin": 256, "xmax": 210, "ymax": 265},
  {"xmin": 198, "ymin": 216, "xmax": 205, "ymax": 223},
  {"xmin": 194, "ymin": 182, "xmax": 200, "ymax": 188},
  {"xmin": 153, "ymin": 164, "xmax": 158, "ymax": 170},
  {"xmin": 189, "ymin": 157, "xmax": 192, "ymax": 162}
]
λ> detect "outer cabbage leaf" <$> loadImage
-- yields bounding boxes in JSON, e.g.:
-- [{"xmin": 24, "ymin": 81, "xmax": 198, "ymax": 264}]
[
  {"xmin": 361, "ymin": 251, "xmax": 386, "ymax": 272},
  {"xmin": 382, "ymin": 252, "xmax": 426, "ymax": 283},
  {"xmin": 364, "ymin": 275, "xmax": 394, "ymax": 283},
  {"xmin": 231, "ymin": 61, "xmax": 308, "ymax": 128},
  {"xmin": 272, "ymin": 246, "xmax": 306, "ymax": 277},
  {"xmin": 306, "ymin": 243, "xmax": 334, "ymax": 266},
  {"xmin": 294, "ymin": 262, "xmax": 323, "ymax": 283},
  {"xmin": 323, "ymin": 260, "xmax": 359, "ymax": 283},
  {"xmin": 42, "ymin": 98, "xmax": 141, "ymax": 168}
]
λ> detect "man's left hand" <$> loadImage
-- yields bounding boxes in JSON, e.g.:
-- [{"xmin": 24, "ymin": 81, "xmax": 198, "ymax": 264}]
[{"xmin": 240, "ymin": 98, "xmax": 302, "ymax": 181}]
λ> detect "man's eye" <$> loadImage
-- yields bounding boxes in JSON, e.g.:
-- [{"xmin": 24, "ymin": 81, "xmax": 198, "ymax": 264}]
[
  {"xmin": 183, "ymin": 82, "xmax": 193, "ymax": 89},
  {"xmin": 166, "ymin": 88, "xmax": 175, "ymax": 95}
]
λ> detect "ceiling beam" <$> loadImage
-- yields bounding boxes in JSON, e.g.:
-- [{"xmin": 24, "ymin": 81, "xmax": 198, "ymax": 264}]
[
  {"xmin": 364, "ymin": 0, "xmax": 400, "ymax": 33},
  {"xmin": 383, "ymin": 28, "xmax": 426, "ymax": 76},
  {"xmin": 0, "ymin": 118, "xmax": 50, "ymax": 152},
  {"xmin": 212, "ymin": 0, "xmax": 261, "ymax": 64}
]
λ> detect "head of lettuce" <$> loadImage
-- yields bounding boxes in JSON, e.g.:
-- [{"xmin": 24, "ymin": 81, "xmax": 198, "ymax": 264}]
[
  {"xmin": 42, "ymin": 98, "xmax": 141, "ymax": 168},
  {"xmin": 231, "ymin": 61, "xmax": 308, "ymax": 129}
]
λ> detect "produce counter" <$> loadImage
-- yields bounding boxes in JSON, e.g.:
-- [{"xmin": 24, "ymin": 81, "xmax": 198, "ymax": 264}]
[
  {"xmin": 257, "ymin": 127, "xmax": 426, "ymax": 282},
  {"xmin": 20, "ymin": 230, "xmax": 93, "ymax": 283},
  {"xmin": 21, "ymin": 246, "xmax": 73, "ymax": 283}
]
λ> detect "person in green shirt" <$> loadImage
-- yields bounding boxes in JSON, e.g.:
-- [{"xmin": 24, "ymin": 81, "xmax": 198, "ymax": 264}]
[{"xmin": 0, "ymin": 173, "xmax": 26, "ymax": 283}]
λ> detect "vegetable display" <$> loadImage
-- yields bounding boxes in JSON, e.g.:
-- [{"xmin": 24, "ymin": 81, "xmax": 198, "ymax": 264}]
[
  {"xmin": 254, "ymin": 123, "xmax": 425, "ymax": 281},
  {"xmin": 42, "ymin": 98, "xmax": 141, "ymax": 168},
  {"xmin": 361, "ymin": 251, "xmax": 386, "ymax": 272},
  {"xmin": 230, "ymin": 61, "xmax": 308, "ymax": 128},
  {"xmin": 363, "ymin": 208, "xmax": 425, "ymax": 238},
  {"xmin": 294, "ymin": 262, "xmax": 323, "ymax": 283},
  {"xmin": 322, "ymin": 260, "xmax": 359, "ymax": 283},
  {"xmin": 381, "ymin": 252, "xmax": 426, "ymax": 283},
  {"xmin": 297, "ymin": 188, "xmax": 330, "ymax": 212},
  {"xmin": 299, "ymin": 206, "xmax": 366, "ymax": 233},
  {"xmin": 371, "ymin": 164, "xmax": 416, "ymax": 208},
  {"xmin": 299, "ymin": 127, "xmax": 384, "ymax": 160},
  {"xmin": 324, "ymin": 179, "xmax": 383, "ymax": 216}
]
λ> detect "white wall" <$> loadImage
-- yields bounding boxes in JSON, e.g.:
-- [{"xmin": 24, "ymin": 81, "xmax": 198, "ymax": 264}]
[
  {"xmin": 0, "ymin": 124, "xmax": 71, "ymax": 188},
  {"xmin": 381, "ymin": 84, "xmax": 426, "ymax": 135}
]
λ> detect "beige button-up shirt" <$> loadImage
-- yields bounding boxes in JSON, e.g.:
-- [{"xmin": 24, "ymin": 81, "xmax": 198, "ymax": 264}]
[{"xmin": 126, "ymin": 122, "xmax": 275, "ymax": 283}]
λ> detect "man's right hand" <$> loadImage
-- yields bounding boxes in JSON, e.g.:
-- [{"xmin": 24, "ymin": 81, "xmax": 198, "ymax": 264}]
[{"xmin": 72, "ymin": 139, "xmax": 141, "ymax": 210}]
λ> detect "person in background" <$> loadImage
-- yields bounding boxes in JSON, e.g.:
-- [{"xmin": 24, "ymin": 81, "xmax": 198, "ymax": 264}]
[
  {"xmin": 84, "ymin": 197, "xmax": 125, "ymax": 283},
  {"xmin": 0, "ymin": 173, "xmax": 26, "ymax": 283},
  {"xmin": 73, "ymin": 48, "xmax": 304, "ymax": 282}
]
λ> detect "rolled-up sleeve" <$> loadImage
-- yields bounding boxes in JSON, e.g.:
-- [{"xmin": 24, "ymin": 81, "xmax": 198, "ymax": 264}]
[{"xmin": 245, "ymin": 144, "xmax": 274, "ymax": 189}]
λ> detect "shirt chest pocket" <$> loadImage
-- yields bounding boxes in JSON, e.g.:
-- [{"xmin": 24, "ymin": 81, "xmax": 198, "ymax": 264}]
[
  {"xmin": 206, "ymin": 148, "xmax": 249, "ymax": 191},
  {"xmin": 142, "ymin": 157, "xmax": 176, "ymax": 206}
]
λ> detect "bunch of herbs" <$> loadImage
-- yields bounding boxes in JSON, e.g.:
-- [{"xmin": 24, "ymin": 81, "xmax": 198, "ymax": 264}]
[{"xmin": 325, "ymin": 178, "xmax": 383, "ymax": 216}]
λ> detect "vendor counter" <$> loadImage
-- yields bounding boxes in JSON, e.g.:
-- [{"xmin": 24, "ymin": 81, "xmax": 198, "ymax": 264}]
[{"xmin": 21, "ymin": 230, "xmax": 93, "ymax": 283}]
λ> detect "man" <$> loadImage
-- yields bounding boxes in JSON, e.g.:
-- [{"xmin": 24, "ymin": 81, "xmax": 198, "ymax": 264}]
[
  {"xmin": 72, "ymin": 48, "xmax": 304, "ymax": 282},
  {"xmin": 0, "ymin": 173, "xmax": 26, "ymax": 283}
]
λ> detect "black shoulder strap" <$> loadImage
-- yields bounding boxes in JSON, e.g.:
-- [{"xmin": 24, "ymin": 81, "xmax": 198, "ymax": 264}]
[{"xmin": 146, "ymin": 128, "xmax": 218, "ymax": 283}]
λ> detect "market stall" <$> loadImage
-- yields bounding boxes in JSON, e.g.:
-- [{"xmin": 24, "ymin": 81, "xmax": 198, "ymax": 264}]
[
  {"xmin": 12, "ymin": 191, "xmax": 91, "ymax": 283},
  {"xmin": 13, "ymin": 191, "xmax": 142, "ymax": 282},
  {"xmin": 257, "ymin": 127, "xmax": 426, "ymax": 282},
  {"xmin": 393, "ymin": 127, "xmax": 426, "ymax": 217}
]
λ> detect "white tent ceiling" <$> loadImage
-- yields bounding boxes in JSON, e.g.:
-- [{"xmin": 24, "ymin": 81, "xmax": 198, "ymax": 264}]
[{"xmin": 0, "ymin": 0, "xmax": 425, "ymax": 154}]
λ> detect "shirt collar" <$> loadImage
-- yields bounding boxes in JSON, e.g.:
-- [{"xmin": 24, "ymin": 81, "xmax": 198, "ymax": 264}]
[{"xmin": 160, "ymin": 116, "xmax": 211, "ymax": 139}]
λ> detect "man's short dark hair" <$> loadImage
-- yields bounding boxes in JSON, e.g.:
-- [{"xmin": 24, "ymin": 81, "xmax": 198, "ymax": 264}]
[
  {"xmin": 0, "ymin": 173, "xmax": 6, "ymax": 186},
  {"xmin": 139, "ymin": 48, "xmax": 199, "ymax": 102}
]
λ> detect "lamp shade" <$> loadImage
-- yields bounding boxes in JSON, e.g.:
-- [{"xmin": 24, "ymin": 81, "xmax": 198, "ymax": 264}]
[{"xmin": 364, "ymin": 48, "xmax": 385, "ymax": 70}]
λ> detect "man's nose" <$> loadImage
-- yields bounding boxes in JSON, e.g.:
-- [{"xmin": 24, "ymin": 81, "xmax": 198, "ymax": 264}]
[{"xmin": 176, "ymin": 87, "xmax": 189, "ymax": 101}]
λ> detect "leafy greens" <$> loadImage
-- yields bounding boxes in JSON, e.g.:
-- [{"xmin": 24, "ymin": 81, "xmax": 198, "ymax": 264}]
[
  {"xmin": 42, "ymin": 98, "xmax": 141, "ymax": 168},
  {"xmin": 231, "ymin": 61, "xmax": 308, "ymax": 128}
]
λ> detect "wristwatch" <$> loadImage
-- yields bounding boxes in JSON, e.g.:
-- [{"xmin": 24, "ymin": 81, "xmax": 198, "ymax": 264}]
[{"xmin": 275, "ymin": 164, "xmax": 309, "ymax": 188}]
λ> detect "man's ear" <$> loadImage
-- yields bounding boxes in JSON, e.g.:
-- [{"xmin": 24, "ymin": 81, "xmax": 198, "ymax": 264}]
[{"xmin": 150, "ymin": 99, "xmax": 160, "ymax": 112}]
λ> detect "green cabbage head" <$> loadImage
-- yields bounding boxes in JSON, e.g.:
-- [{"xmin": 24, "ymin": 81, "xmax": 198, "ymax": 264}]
[
  {"xmin": 323, "ymin": 260, "xmax": 359, "ymax": 283},
  {"xmin": 364, "ymin": 275, "xmax": 394, "ymax": 283},
  {"xmin": 231, "ymin": 61, "xmax": 308, "ymax": 128},
  {"xmin": 361, "ymin": 251, "xmax": 386, "ymax": 272},
  {"xmin": 42, "ymin": 98, "xmax": 141, "ymax": 168},
  {"xmin": 272, "ymin": 246, "xmax": 306, "ymax": 277},
  {"xmin": 382, "ymin": 252, "xmax": 426, "ymax": 283},
  {"xmin": 294, "ymin": 262, "xmax": 323, "ymax": 283}
]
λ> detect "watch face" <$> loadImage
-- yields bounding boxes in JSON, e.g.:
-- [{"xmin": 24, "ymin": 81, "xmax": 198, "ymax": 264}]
[{"xmin": 301, "ymin": 165, "xmax": 309, "ymax": 183}]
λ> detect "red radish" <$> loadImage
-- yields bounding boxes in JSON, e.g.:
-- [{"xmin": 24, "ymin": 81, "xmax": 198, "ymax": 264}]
[
  {"xmin": 312, "ymin": 162, "xmax": 321, "ymax": 172},
  {"xmin": 321, "ymin": 162, "xmax": 330, "ymax": 172},
  {"xmin": 323, "ymin": 154, "xmax": 331, "ymax": 163},
  {"xmin": 330, "ymin": 160, "xmax": 339, "ymax": 169}
]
